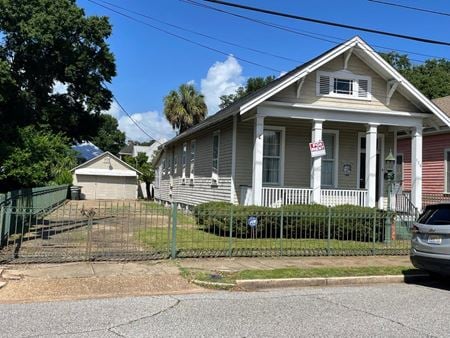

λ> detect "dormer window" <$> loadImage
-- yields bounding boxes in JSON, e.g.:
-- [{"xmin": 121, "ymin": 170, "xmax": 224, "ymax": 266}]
[{"xmin": 317, "ymin": 71, "xmax": 371, "ymax": 100}]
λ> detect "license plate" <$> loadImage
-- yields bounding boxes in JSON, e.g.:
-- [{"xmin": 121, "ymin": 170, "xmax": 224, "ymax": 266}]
[{"xmin": 427, "ymin": 235, "xmax": 442, "ymax": 245}]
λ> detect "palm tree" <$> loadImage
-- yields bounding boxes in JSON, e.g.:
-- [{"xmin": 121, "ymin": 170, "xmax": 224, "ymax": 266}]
[{"xmin": 163, "ymin": 83, "xmax": 207, "ymax": 134}]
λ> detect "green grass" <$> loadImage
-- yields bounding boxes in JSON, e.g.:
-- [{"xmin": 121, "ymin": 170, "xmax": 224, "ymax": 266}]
[
  {"xmin": 141, "ymin": 202, "xmax": 194, "ymax": 224},
  {"xmin": 137, "ymin": 227, "xmax": 410, "ymax": 253},
  {"xmin": 186, "ymin": 266, "xmax": 420, "ymax": 285}
]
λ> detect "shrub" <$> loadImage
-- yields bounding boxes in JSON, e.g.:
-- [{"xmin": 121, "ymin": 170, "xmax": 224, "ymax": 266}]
[{"xmin": 193, "ymin": 202, "xmax": 388, "ymax": 242}]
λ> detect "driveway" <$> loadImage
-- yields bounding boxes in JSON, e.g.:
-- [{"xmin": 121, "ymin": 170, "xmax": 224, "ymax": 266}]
[{"xmin": 1, "ymin": 282, "xmax": 449, "ymax": 337}]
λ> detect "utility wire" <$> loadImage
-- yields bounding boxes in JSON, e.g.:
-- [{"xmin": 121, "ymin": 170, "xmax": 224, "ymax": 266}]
[
  {"xmin": 368, "ymin": 0, "xmax": 450, "ymax": 17},
  {"xmin": 201, "ymin": 0, "xmax": 450, "ymax": 46},
  {"xmin": 88, "ymin": 0, "xmax": 281, "ymax": 72},
  {"xmin": 95, "ymin": 0, "xmax": 302, "ymax": 64},
  {"xmin": 184, "ymin": 0, "xmax": 448, "ymax": 62}
]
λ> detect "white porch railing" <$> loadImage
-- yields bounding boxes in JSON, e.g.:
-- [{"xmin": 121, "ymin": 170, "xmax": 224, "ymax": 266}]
[
  {"xmin": 261, "ymin": 187, "xmax": 367, "ymax": 207},
  {"xmin": 262, "ymin": 187, "xmax": 313, "ymax": 207},
  {"xmin": 320, "ymin": 189, "xmax": 367, "ymax": 207}
]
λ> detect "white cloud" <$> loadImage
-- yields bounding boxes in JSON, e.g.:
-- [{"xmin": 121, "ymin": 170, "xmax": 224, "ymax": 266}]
[
  {"xmin": 117, "ymin": 110, "xmax": 175, "ymax": 143},
  {"xmin": 200, "ymin": 55, "xmax": 244, "ymax": 115},
  {"xmin": 104, "ymin": 100, "xmax": 121, "ymax": 119}
]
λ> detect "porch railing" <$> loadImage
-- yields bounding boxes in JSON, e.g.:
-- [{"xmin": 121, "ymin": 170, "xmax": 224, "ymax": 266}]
[
  {"xmin": 320, "ymin": 189, "xmax": 367, "ymax": 207},
  {"xmin": 261, "ymin": 187, "xmax": 367, "ymax": 207},
  {"xmin": 262, "ymin": 187, "xmax": 312, "ymax": 207}
]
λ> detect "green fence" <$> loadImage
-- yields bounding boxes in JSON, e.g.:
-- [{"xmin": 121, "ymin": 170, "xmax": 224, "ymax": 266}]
[
  {"xmin": 0, "ymin": 185, "xmax": 69, "ymax": 244},
  {"xmin": 0, "ymin": 200, "xmax": 412, "ymax": 263}
]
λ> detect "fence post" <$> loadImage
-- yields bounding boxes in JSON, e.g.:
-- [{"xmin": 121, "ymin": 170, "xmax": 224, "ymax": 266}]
[
  {"xmin": 327, "ymin": 207, "xmax": 331, "ymax": 256},
  {"xmin": 85, "ymin": 212, "xmax": 94, "ymax": 261},
  {"xmin": 171, "ymin": 203, "xmax": 177, "ymax": 259},
  {"xmin": 372, "ymin": 209, "xmax": 377, "ymax": 255},
  {"xmin": 280, "ymin": 207, "xmax": 284, "ymax": 256},
  {"xmin": 228, "ymin": 206, "xmax": 233, "ymax": 257}
]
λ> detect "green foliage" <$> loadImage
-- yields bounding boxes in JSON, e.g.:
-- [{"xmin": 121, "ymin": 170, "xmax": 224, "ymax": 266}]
[
  {"xmin": 163, "ymin": 83, "xmax": 207, "ymax": 134},
  {"xmin": 0, "ymin": 0, "xmax": 116, "ymax": 166},
  {"xmin": 91, "ymin": 114, "xmax": 126, "ymax": 155},
  {"xmin": 219, "ymin": 76, "xmax": 276, "ymax": 109},
  {"xmin": 193, "ymin": 203, "xmax": 386, "ymax": 242},
  {"xmin": 0, "ymin": 127, "xmax": 76, "ymax": 190},
  {"xmin": 381, "ymin": 52, "xmax": 450, "ymax": 99},
  {"xmin": 123, "ymin": 152, "xmax": 155, "ymax": 199}
]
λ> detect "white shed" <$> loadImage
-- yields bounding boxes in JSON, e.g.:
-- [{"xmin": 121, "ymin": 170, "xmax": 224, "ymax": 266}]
[{"xmin": 71, "ymin": 152, "xmax": 141, "ymax": 200}]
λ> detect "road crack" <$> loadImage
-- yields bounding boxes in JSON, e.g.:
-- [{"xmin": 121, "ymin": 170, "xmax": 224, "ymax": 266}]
[{"xmin": 313, "ymin": 295, "xmax": 437, "ymax": 338}]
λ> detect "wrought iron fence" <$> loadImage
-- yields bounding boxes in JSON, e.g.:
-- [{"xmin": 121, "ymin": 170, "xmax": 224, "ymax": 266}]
[{"xmin": 0, "ymin": 200, "xmax": 413, "ymax": 263}]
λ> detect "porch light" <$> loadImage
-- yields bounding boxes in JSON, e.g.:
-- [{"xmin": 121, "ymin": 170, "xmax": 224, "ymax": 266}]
[{"xmin": 384, "ymin": 150, "xmax": 395, "ymax": 173}]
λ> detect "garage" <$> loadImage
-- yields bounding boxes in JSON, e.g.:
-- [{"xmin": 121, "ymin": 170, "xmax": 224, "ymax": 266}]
[{"xmin": 71, "ymin": 152, "xmax": 141, "ymax": 200}]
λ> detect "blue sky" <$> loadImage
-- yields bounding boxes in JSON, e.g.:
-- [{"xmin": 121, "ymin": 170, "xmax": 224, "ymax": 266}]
[{"xmin": 76, "ymin": 0, "xmax": 450, "ymax": 142}]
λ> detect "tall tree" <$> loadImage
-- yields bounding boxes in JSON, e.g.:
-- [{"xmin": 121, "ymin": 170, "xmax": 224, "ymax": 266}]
[
  {"xmin": 219, "ymin": 76, "xmax": 275, "ymax": 109},
  {"xmin": 0, "ymin": 0, "xmax": 116, "ymax": 143},
  {"xmin": 91, "ymin": 114, "xmax": 126, "ymax": 155},
  {"xmin": 163, "ymin": 83, "xmax": 207, "ymax": 134},
  {"xmin": 381, "ymin": 52, "xmax": 450, "ymax": 99}
]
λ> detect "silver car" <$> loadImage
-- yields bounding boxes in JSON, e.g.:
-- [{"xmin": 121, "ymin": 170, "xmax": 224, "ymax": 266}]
[{"xmin": 410, "ymin": 204, "xmax": 450, "ymax": 277}]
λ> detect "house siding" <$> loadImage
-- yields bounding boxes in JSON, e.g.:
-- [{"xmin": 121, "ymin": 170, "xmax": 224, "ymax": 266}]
[
  {"xmin": 154, "ymin": 117, "xmax": 234, "ymax": 206},
  {"xmin": 397, "ymin": 134, "xmax": 449, "ymax": 194},
  {"xmin": 272, "ymin": 54, "xmax": 419, "ymax": 113}
]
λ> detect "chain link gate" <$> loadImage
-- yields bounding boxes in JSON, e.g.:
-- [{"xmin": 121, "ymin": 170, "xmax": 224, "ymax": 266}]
[{"xmin": 0, "ymin": 201, "xmax": 173, "ymax": 263}]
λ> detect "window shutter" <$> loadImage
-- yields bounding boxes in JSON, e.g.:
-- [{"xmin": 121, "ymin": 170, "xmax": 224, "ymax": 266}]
[
  {"xmin": 358, "ymin": 79, "xmax": 369, "ymax": 98},
  {"xmin": 319, "ymin": 75, "xmax": 330, "ymax": 95}
]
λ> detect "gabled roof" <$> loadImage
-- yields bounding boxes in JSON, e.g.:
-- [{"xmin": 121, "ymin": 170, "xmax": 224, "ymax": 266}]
[
  {"xmin": 432, "ymin": 96, "xmax": 450, "ymax": 117},
  {"xmin": 163, "ymin": 36, "xmax": 450, "ymax": 148},
  {"xmin": 70, "ymin": 151, "xmax": 142, "ymax": 175},
  {"xmin": 118, "ymin": 143, "xmax": 133, "ymax": 155}
]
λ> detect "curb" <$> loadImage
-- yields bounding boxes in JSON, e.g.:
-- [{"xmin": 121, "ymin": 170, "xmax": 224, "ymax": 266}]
[
  {"xmin": 236, "ymin": 274, "xmax": 430, "ymax": 290},
  {"xmin": 192, "ymin": 279, "xmax": 235, "ymax": 288}
]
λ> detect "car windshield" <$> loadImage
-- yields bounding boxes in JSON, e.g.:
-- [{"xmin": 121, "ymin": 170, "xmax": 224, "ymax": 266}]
[{"xmin": 417, "ymin": 206, "xmax": 450, "ymax": 225}]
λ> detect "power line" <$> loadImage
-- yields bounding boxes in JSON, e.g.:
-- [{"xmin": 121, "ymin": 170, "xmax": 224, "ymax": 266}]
[
  {"xmin": 201, "ymin": 0, "xmax": 450, "ymax": 46},
  {"xmin": 88, "ymin": 0, "xmax": 281, "ymax": 72},
  {"xmin": 368, "ymin": 0, "xmax": 450, "ymax": 17},
  {"xmin": 183, "ymin": 0, "xmax": 448, "ymax": 62},
  {"xmin": 95, "ymin": 0, "xmax": 302, "ymax": 64}
]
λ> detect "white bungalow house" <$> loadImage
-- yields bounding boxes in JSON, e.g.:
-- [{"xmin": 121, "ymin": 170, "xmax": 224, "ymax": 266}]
[{"xmin": 153, "ymin": 36, "xmax": 450, "ymax": 211}]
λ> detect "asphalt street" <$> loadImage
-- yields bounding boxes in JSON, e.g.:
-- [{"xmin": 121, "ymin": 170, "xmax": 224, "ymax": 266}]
[{"xmin": 1, "ymin": 282, "xmax": 450, "ymax": 337}]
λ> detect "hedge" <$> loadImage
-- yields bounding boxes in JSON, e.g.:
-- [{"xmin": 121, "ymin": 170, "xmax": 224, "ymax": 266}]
[{"xmin": 193, "ymin": 202, "xmax": 389, "ymax": 242}]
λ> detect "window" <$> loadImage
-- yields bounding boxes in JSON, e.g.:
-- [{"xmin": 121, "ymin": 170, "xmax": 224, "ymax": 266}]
[
  {"xmin": 396, "ymin": 154, "xmax": 403, "ymax": 184},
  {"xmin": 317, "ymin": 71, "xmax": 371, "ymax": 100},
  {"xmin": 182, "ymin": 143, "xmax": 187, "ymax": 183},
  {"xmin": 445, "ymin": 150, "xmax": 450, "ymax": 193},
  {"xmin": 212, "ymin": 132, "xmax": 220, "ymax": 185},
  {"xmin": 190, "ymin": 140, "xmax": 196, "ymax": 184},
  {"xmin": 263, "ymin": 129, "xmax": 282, "ymax": 185},
  {"xmin": 321, "ymin": 132, "xmax": 337, "ymax": 188},
  {"xmin": 174, "ymin": 154, "xmax": 178, "ymax": 175}
]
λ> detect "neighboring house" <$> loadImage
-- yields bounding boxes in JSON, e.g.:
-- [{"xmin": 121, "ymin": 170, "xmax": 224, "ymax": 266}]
[
  {"xmin": 153, "ymin": 36, "xmax": 450, "ymax": 211},
  {"xmin": 71, "ymin": 152, "xmax": 142, "ymax": 200},
  {"xmin": 72, "ymin": 141, "xmax": 103, "ymax": 162},
  {"xmin": 397, "ymin": 95, "xmax": 450, "ymax": 205},
  {"xmin": 119, "ymin": 140, "xmax": 161, "ymax": 163}
]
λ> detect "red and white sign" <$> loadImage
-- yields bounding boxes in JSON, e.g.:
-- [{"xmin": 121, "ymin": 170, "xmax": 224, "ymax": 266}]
[{"xmin": 309, "ymin": 140, "xmax": 326, "ymax": 158}]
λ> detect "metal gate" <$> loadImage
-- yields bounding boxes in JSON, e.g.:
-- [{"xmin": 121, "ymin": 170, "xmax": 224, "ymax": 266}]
[{"xmin": 0, "ymin": 201, "xmax": 172, "ymax": 263}]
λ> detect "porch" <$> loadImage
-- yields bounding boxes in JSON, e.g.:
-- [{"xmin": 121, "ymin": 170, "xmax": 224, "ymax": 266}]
[{"xmin": 240, "ymin": 104, "xmax": 424, "ymax": 210}]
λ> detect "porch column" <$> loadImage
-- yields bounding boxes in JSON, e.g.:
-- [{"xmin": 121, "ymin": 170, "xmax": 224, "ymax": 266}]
[
  {"xmin": 411, "ymin": 125, "xmax": 423, "ymax": 211},
  {"xmin": 310, "ymin": 119, "xmax": 324, "ymax": 204},
  {"xmin": 252, "ymin": 115, "xmax": 264, "ymax": 205},
  {"xmin": 365, "ymin": 123, "xmax": 378, "ymax": 207}
]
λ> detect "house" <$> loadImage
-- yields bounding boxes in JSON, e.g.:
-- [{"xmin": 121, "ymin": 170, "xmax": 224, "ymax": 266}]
[
  {"xmin": 153, "ymin": 36, "xmax": 450, "ymax": 211},
  {"xmin": 119, "ymin": 140, "xmax": 161, "ymax": 163},
  {"xmin": 397, "ymin": 95, "xmax": 450, "ymax": 206},
  {"xmin": 71, "ymin": 152, "xmax": 142, "ymax": 200}
]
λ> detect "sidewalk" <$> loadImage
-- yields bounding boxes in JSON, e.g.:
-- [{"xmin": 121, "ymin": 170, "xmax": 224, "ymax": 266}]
[{"xmin": 0, "ymin": 256, "xmax": 412, "ymax": 303}]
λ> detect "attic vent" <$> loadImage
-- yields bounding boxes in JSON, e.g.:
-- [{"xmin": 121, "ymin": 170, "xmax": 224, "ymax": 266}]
[
  {"xmin": 358, "ymin": 79, "xmax": 369, "ymax": 98},
  {"xmin": 319, "ymin": 75, "xmax": 330, "ymax": 95}
]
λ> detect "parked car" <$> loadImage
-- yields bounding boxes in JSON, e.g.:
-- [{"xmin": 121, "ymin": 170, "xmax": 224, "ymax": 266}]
[{"xmin": 410, "ymin": 204, "xmax": 450, "ymax": 277}]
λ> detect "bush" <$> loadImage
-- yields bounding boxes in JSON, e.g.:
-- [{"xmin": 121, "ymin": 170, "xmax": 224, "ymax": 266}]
[{"xmin": 193, "ymin": 202, "xmax": 387, "ymax": 242}]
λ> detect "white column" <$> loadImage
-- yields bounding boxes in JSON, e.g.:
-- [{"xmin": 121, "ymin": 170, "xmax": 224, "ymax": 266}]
[
  {"xmin": 252, "ymin": 116, "xmax": 264, "ymax": 206},
  {"xmin": 411, "ymin": 125, "xmax": 423, "ymax": 211},
  {"xmin": 365, "ymin": 124, "xmax": 378, "ymax": 207},
  {"xmin": 310, "ymin": 119, "xmax": 323, "ymax": 204}
]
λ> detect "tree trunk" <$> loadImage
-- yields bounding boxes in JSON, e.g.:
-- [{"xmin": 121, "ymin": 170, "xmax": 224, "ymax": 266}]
[{"xmin": 145, "ymin": 182, "xmax": 152, "ymax": 200}]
